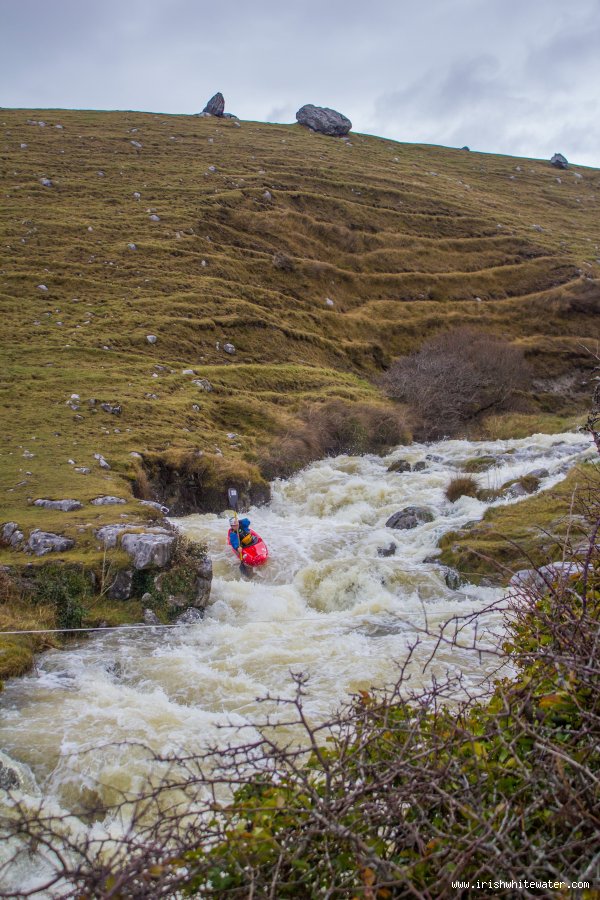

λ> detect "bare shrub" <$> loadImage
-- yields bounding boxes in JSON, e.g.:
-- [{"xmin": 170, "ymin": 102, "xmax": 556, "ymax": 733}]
[
  {"xmin": 445, "ymin": 475, "xmax": 479, "ymax": 502},
  {"xmin": 272, "ymin": 251, "xmax": 295, "ymax": 271},
  {"xmin": 383, "ymin": 327, "xmax": 531, "ymax": 439},
  {"xmin": 261, "ymin": 401, "xmax": 411, "ymax": 478}
]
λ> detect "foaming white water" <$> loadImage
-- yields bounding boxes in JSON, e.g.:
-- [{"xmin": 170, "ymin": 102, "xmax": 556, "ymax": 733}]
[{"xmin": 0, "ymin": 431, "xmax": 593, "ymax": 827}]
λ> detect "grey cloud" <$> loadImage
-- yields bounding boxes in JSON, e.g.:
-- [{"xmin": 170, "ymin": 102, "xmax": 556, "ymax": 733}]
[{"xmin": 1, "ymin": 0, "xmax": 599, "ymax": 167}]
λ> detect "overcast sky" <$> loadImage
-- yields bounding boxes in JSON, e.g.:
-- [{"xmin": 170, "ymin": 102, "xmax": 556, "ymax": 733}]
[{"xmin": 2, "ymin": 0, "xmax": 599, "ymax": 167}]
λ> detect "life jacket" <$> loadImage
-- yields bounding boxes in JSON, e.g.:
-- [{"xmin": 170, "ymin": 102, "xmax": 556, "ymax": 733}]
[{"xmin": 240, "ymin": 530, "xmax": 254, "ymax": 546}]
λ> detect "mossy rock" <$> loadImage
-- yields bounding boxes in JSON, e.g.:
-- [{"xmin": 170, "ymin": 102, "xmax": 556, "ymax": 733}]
[{"xmin": 461, "ymin": 456, "xmax": 499, "ymax": 473}]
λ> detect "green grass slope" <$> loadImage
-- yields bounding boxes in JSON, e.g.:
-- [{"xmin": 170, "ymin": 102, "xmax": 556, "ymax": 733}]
[{"xmin": 1, "ymin": 109, "xmax": 599, "ymax": 565}]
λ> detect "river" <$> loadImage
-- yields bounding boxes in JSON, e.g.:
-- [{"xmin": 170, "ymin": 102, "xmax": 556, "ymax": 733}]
[{"xmin": 0, "ymin": 430, "xmax": 594, "ymax": 892}]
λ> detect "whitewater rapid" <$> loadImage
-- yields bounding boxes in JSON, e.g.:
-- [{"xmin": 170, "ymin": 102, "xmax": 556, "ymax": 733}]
[{"xmin": 0, "ymin": 431, "xmax": 594, "ymax": 823}]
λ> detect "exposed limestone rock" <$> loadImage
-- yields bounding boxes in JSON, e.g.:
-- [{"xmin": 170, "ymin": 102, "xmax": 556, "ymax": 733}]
[
  {"xmin": 121, "ymin": 532, "xmax": 176, "ymax": 569},
  {"xmin": 34, "ymin": 499, "xmax": 83, "ymax": 512},
  {"xmin": 192, "ymin": 378, "xmax": 213, "ymax": 392},
  {"xmin": 509, "ymin": 562, "xmax": 584, "ymax": 591},
  {"xmin": 194, "ymin": 556, "xmax": 213, "ymax": 606},
  {"xmin": 143, "ymin": 609, "xmax": 160, "ymax": 625},
  {"xmin": 93, "ymin": 453, "xmax": 111, "ymax": 469},
  {"xmin": 174, "ymin": 607, "xmax": 202, "ymax": 625},
  {"xmin": 95, "ymin": 524, "xmax": 130, "ymax": 548},
  {"xmin": 138, "ymin": 500, "xmax": 170, "ymax": 515},
  {"xmin": 2, "ymin": 522, "xmax": 24, "ymax": 547},
  {"xmin": 26, "ymin": 530, "xmax": 75, "ymax": 556},
  {"xmin": 100, "ymin": 403, "xmax": 122, "ymax": 415},
  {"xmin": 91, "ymin": 496, "xmax": 127, "ymax": 506}
]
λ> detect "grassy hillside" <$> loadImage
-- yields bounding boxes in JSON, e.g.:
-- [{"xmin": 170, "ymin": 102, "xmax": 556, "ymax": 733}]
[{"xmin": 1, "ymin": 108, "xmax": 599, "ymax": 566}]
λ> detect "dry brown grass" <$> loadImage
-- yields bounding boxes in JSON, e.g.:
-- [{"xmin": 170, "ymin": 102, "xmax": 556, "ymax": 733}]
[
  {"xmin": 0, "ymin": 108, "xmax": 598, "ymax": 563},
  {"xmin": 445, "ymin": 476, "xmax": 479, "ymax": 502}
]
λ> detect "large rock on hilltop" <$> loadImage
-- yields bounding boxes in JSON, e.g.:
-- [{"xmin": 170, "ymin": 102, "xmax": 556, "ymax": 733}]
[
  {"xmin": 550, "ymin": 152, "xmax": 568, "ymax": 169},
  {"xmin": 203, "ymin": 92, "xmax": 225, "ymax": 117},
  {"xmin": 296, "ymin": 104, "xmax": 352, "ymax": 136}
]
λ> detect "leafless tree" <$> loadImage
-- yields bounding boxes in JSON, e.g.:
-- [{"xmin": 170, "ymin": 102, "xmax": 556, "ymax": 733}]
[{"xmin": 382, "ymin": 328, "xmax": 531, "ymax": 439}]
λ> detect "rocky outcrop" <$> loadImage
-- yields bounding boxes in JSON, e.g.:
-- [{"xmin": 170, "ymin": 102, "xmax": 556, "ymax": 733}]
[
  {"xmin": 550, "ymin": 152, "xmax": 568, "ymax": 169},
  {"xmin": 296, "ymin": 104, "xmax": 352, "ymax": 136},
  {"xmin": 121, "ymin": 532, "xmax": 176, "ymax": 569},
  {"xmin": 386, "ymin": 507, "xmax": 434, "ymax": 530},
  {"xmin": 95, "ymin": 524, "xmax": 130, "ymax": 548},
  {"xmin": 108, "ymin": 569, "xmax": 134, "ymax": 600},
  {"xmin": 194, "ymin": 556, "xmax": 213, "ymax": 606},
  {"xmin": 138, "ymin": 500, "xmax": 170, "ymax": 515},
  {"xmin": 91, "ymin": 496, "xmax": 126, "ymax": 506},
  {"xmin": 34, "ymin": 499, "xmax": 82, "ymax": 511},
  {"xmin": 509, "ymin": 561, "xmax": 584, "ymax": 591},
  {"xmin": 25, "ymin": 530, "xmax": 75, "ymax": 556},
  {"xmin": 175, "ymin": 607, "xmax": 203, "ymax": 625},
  {"xmin": 202, "ymin": 92, "xmax": 225, "ymax": 117},
  {"xmin": 2, "ymin": 522, "xmax": 24, "ymax": 547}
]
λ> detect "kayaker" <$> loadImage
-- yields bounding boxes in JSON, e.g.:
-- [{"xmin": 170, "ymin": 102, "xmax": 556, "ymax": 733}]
[{"xmin": 229, "ymin": 516, "xmax": 253, "ymax": 552}]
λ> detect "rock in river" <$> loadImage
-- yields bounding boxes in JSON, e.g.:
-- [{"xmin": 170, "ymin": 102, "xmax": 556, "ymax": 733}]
[{"xmin": 386, "ymin": 507, "xmax": 434, "ymax": 530}]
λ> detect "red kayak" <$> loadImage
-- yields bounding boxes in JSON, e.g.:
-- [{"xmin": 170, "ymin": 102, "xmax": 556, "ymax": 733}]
[{"xmin": 227, "ymin": 529, "xmax": 269, "ymax": 567}]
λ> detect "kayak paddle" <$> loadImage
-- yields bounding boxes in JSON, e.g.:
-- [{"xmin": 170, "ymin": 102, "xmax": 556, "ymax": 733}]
[{"xmin": 227, "ymin": 487, "xmax": 253, "ymax": 578}]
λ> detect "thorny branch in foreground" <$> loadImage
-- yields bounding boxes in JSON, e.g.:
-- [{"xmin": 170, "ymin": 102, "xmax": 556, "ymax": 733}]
[{"xmin": 1, "ymin": 433, "xmax": 599, "ymax": 898}]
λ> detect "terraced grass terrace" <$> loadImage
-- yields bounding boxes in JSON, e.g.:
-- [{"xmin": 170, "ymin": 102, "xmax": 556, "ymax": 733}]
[{"xmin": 1, "ymin": 108, "xmax": 599, "ymax": 570}]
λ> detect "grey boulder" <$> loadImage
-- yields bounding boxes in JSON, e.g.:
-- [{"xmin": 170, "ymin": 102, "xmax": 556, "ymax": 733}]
[
  {"xmin": 91, "ymin": 496, "xmax": 127, "ymax": 506},
  {"xmin": 121, "ymin": 532, "xmax": 176, "ymax": 569},
  {"xmin": 296, "ymin": 104, "xmax": 352, "ymax": 137},
  {"xmin": 387, "ymin": 459, "xmax": 411, "ymax": 473},
  {"xmin": 26, "ymin": 530, "xmax": 75, "ymax": 556},
  {"xmin": 386, "ymin": 507, "xmax": 434, "ymax": 530},
  {"xmin": 139, "ymin": 500, "xmax": 170, "ymax": 515},
  {"xmin": 2, "ymin": 522, "xmax": 24, "ymax": 547},
  {"xmin": 34, "ymin": 499, "xmax": 83, "ymax": 512},
  {"xmin": 96, "ymin": 524, "xmax": 130, "ymax": 548},
  {"xmin": 194, "ymin": 556, "xmax": 213, "ymax": 606},
  {"xmin": 510, "ymin": 561, "xmax": 584, "ymax": 591},
  {"xmin": 203, "ymin": 92, "xmax": 225, "ymax": 116},
  {"xmin": 550, "ymin": 152, "xmax": 568, "ymax": 169},
  {"xmin": 175, "ymin": 607, "xmax": 203, "ymax": 625},
  {"xmin": 109, "ymin": 569, "xmax": 134, "ymax": 600},
  {"xmin": 143, "ymin": 608, "xmax": 160, "ymax": 626}
]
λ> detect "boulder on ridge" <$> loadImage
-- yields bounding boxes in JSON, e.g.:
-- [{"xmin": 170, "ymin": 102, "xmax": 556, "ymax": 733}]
[
  {"xmin": 550, "ymin": 152, "xmax": 568, "ymax": 169},
  {"xmin": 296, "ymin": 104, "xmax": 352, "ymax": 136},
  {"xmin": 202, "ymin": 92, "xmax": 225, "ymax": 117}
]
